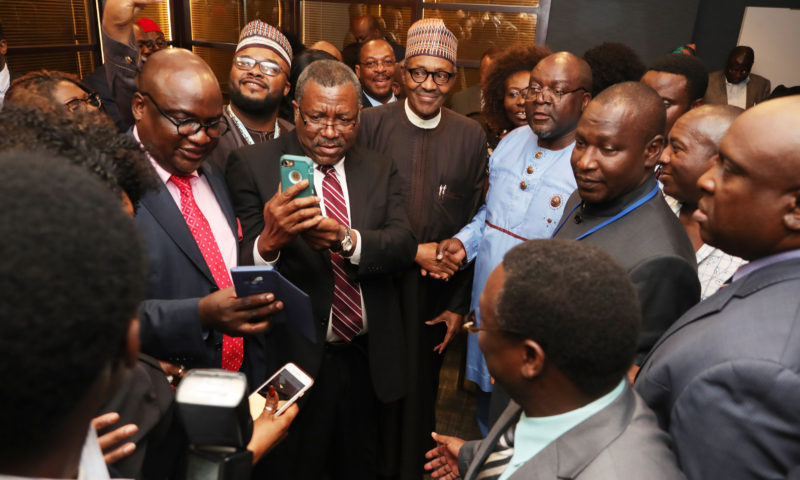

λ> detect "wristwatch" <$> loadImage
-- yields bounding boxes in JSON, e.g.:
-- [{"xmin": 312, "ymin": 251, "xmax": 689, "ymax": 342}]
[{"xmin": 340, "ymin": 226, "xmax": 354, "ymax": 256}]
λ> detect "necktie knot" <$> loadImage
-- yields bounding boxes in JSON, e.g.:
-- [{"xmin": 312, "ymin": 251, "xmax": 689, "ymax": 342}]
[
  {"xmin": 170, "ymin": 175, "xmax": 194, "ymax": 194},
  {"xmin": 318, "ymin": 164, "xmax": 335, "ymax": 176}
]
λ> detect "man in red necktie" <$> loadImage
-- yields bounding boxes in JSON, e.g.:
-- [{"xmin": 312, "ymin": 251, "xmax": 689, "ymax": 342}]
[
  {"xmin": 226, "ymin": 59, "xmax": 417, "ymax": 479},
  {"xmin": 131, "ymin": 47, "xmax": 282, "ymax": 386}
]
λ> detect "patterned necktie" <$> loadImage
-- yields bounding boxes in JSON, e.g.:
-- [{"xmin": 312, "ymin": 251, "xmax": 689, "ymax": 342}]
[
  {"xmin": 476, "ymin": 420, "xmax": 516, "ymax": 480},
  {"xmin": 170, "ymin": 175, "xmax": 243, "ymax": 371},
  {"xmin": 318, "ymin": 165, "xmax": 363, "ymax": 342}
]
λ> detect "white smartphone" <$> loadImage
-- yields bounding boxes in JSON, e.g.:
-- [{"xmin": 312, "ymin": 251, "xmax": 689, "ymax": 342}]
[{"xmin": 249, "ymin": 362, "xmax": 313, "ymax": 418}]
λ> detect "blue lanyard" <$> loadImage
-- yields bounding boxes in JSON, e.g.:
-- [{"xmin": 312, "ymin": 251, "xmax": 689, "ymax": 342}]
[{"xmin": 552, "ymin": 186, "xmax": 660, "ymax": 240}]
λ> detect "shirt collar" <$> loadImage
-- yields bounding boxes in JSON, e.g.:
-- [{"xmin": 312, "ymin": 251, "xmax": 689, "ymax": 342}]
[
  {"xmin": 726, "ymin": 75, "xmax": 750, "ymax": 88},
  {"xmin": 133, "ymin": 126, "xmax": 199, "ymax": 184},
  {"xmin": 733, "ymin": 248, "xmax": 800, "ymax": 282},
  {"xmin": 364, "ymin": 91, "xmax": 396, "ymax": 107},
  {"xmin": 404, "ymin": 98, "xmax": 441, "ymax": 129},
  {"xmin": 582, "ymin": 176, "xmax": 658, "ymax": 217}
]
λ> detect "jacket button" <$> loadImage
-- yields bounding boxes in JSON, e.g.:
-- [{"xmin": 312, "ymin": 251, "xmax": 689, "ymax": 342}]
[{"xmin": 520, "ymin": 181, "xmax": 527, "ymax": 190}]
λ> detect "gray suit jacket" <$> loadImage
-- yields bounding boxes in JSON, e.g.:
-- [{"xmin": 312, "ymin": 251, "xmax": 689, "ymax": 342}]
[
  {"xmin": 459, "ymin": 384, "xmax": 685, "ymax": 480},
  {"xmin": 636, "ymin": 257, "xmax": 800, "ymax": 480},
  {"xmin": 703, "ymin": 71, "xmax": 771, "ymax": 108}
]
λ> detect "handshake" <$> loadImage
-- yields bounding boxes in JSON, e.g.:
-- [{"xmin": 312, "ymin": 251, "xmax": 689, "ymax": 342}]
[{"xmin": 416, "ymin": 238, "xmax": 468, "ymax": 281}]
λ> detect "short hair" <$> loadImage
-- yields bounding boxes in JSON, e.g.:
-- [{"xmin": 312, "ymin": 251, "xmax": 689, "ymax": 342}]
[
  {"xmin": 6, "ymin": 70, "xmax": 93, "ymax": 110},
  {"xmin": 295, "ymin": 59, "xmax": 362, "ymax": 107},
  {"xmin": 0, "ymin": 151, "xmax": 146, "ymax": 456},
  {"xmin": 594, "ymin": 81, "xmax": 666, "ymax": 143},
  {"xmin": 728, "ymin": 45, "xmax": 754, "ymax": 64},
  {"xmin": 482, "ymin": 44, "xmax": 551, "ymax": 133},
  {"xmin": 646, "ymin": 53, "xmax": 709, "ymax": 103},
  {"xmin": 357, "ymin": 38, "xmax": 394, "ymax": 64},
  {"xmin": 498, "ymin": 239, "xmax": 641, "ymax": 396},
  {"xmin": 0, "ymin": 105, "xmax": 158, "ymax": 209},
  {"xmin": 583, "ymin": 42, "xmax": 646, "ymax": 96}
]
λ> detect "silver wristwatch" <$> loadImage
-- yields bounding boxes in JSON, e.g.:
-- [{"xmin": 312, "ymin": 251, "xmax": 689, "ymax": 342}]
[{"xmin": 340, "ymin": 226, "xmax": 354, "ymax": 256}]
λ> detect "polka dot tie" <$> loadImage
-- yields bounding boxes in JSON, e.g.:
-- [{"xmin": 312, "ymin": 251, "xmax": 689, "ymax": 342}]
[
  {"xmin": 170, "ymin": 175, "xmax": 243, "ymax": 371},
  {"xmin": 318, "ymin": 165, "xmax": 363, "ymax": 342}
]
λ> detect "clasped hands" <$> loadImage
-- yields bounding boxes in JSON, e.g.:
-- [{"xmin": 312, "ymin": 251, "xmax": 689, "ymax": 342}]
[{"xmin": 417, "ymin": 238, "xmax": 467, "ymax": 281}]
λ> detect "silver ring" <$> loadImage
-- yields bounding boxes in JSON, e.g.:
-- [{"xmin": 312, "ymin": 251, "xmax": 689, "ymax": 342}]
[{"xmin": 265, "ymin": 406, "xmax": 275, "ymax": 412}]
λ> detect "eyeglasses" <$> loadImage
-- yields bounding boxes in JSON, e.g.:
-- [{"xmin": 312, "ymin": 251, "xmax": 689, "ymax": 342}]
[
  {"xmin": 526, "ymin": 84, "xmax": 588, "ymax": 102},
  {"xmin": 140, "ymin": 92, "xmax": 229, "ymax": 138},
  {"xmin": 361, "ymin": 59, "xmax": 395, "ymax": 70},
  {"xmin": 297, "ymin": 110, "xmax": 357, "ymax": 133},
  {"xmin": 64, "ymin": 92, "xmax": 102, "ymax": 113},
  {"xmin": 234, "ymin": 56, "xmax": 285, "ymax": 77},
  {"xmin": 507, "ymin": 88, "xmax": 530, "ymax": 100},
  {"xmin": 137, "ymin": 37, "xmax": 167, "ymax": 51},
  {"xmin": 405, "ymin": 67, "xmax": 454, "ymax": 86},
  {"xmin": 462, "ymin": 310, "xmax": 526, "ymax": 336}
]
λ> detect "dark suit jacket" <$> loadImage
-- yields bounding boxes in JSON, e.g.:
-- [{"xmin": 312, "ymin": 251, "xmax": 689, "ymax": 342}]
[
  {"xmin": 225, "ymin": 131, "xmax": 417, "ymax": 402},
  {"xmin": 136, "ymin": 160, "xmax": 271, "ymax": 387},
  {"xmin": 554, "ymin": 179, "xmax": 701, "ymax": 362},
  {"xmin": 703, "ymin": 71, "xmax": 771, "ymax": 108},
  {"xmin": 458, "ymin": 384, "xmax": 685, "ymax": 480},
  {"xmin": 635, "ymin": 256, "xmax": 800, "ymax": 480}
]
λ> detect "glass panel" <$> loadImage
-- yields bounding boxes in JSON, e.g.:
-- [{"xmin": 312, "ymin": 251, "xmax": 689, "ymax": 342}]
[
  {"xmin": 190, "ymin": 0, "xmax": 244, "ymax": 43},
  {"xmin": 422, "ymin": 9, "xmax": 536, "ymax": 61},
  {"xmin": 7, "ymin": 51, "xmax": 95, "ymax": 77},
  {"xmin": 425, "ymin": 0, "xmax": 538, "ymax": 7},
  {"xmin": 0, "ymin": 0, "xmax": 92, "ymax": 46},
  {"xmin": 302, "ymin": 2, "xmax": 411, "ymax": 51},
  {"xmin": 193, "ymin": 45, "xmax": 235, "ymax": 94},
  {"xmin": 244, "ymin": 0, "xmax": 283, "ymax": 28},
  {"xmin": 135, "ymin": 0, "xmax": 173, "ymax": 41}
]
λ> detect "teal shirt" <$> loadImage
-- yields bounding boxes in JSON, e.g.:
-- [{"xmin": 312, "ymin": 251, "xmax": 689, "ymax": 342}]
[{"xmin": 498, "ymin": 379, "xmax": 627, "ymax": 480}]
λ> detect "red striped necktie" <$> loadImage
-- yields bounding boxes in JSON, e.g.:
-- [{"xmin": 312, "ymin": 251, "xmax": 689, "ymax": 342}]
[
  {"xmin": 318, "ymin": 165, "xmax": 363, "ymax": 342},
  {"xmin": 170, "ymin": 175, "xmax": 243, "ymax": 371}
]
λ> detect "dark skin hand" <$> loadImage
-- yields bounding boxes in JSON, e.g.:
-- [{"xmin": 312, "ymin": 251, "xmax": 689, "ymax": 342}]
[
  {"xmin": 302, "ymin": 216, "xmax": 351, "ymax": 251},
  {"xmin": 424, "ymin": 432, "xmax": 465, "ymax": 480},
  {"xmin": 198, "ymin": 287, "xmax": 283, "ymax": 336},
  {"xmin": 426, "ymin": 310, "xmax": 463, "ymax": 354},
  {"xmin": 417, "ymin": 242, "xmax": 461, "ymax": 279},
  {"xmin": 427, "ymin": 238, "xmax": 468, "ymax": 280},
  {"xmin": 91, "ymin": 412, "xmax": 138, "ymax": 465},
  {"xmin": 257, "ymin": 180, "xmax": 324, "ymax": 261}
]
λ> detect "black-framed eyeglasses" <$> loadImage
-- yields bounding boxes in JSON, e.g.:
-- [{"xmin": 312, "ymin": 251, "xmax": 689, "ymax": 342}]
[
  {"xmin": 405, "ymin": 67, "xmax": 454, "ymax": 86},
  {"xmin": 462, "ymin": 310, "xmax": 527, "ymax": 336},
  {"xmin": 234, "ymin": 56, "xmax": 285, "ymax": 77},
  {"xmin": 64, "ymin": 92, "xmax": 102, "ymax": 113},
  {"xmin": 507, "ymin": 87, "xmax": 530, "ymax": 100},
  {"xmin": 137, "ymin": 37, "xmax": 167, "ymax": 51},
  {"xmin": 525, "ymin": 84, "xmax": 588, "ymax": 102},
  {"xmin": 140, "ymin": 92, "xmax": 229, "ymax": 138},
  {"xmin": 297, "ymin": 110, "xmax": 357, "ymax": 133},
  {"xmin": 361, "ymin": 59, "xmax": 395, "ymax": 70}
]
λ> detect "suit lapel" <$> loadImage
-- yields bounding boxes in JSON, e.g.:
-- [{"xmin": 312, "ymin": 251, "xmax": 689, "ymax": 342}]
[
  {"xmin": 200, "ymin": 162, "xmax": 237, "ymax": 238},
  {"xmin": 343, "ymin": 149, "xmax": 366, "ymax": 229},
  {"xmin": 139, "ymin": 181, "xmax": 216, "ymax": 285},
  {"xmin": 464, "ymin": 404, "xmax": 523, "ymax": 480}
]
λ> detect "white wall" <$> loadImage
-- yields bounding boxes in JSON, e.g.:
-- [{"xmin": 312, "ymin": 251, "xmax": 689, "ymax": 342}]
[{"xmin": 739, "ymin": 7, "xmax": 800, "ymax": 87}]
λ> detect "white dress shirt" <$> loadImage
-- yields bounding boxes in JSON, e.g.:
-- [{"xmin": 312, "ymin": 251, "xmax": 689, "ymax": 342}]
[
  {"xmin": 0, "ymin": 64, "xmax": 11, "ymax": 110},
  {"xmin": 725, "ymin": 76, "xmax": 749, "ymax": 109}
]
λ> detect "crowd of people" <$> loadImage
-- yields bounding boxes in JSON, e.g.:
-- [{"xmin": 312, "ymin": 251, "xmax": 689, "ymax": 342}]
[{"xmin": 1, "ymin": 1, "xmax": 799, "ymax": 479}]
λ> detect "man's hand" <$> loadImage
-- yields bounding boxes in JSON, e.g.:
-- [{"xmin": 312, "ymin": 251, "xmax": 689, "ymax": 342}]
[
  {"xmin": 102, "ymin": 0, "xmax": 163, "ymax": 43},
  {"xmin": 426, "ymin": 310, "xmax": 463, "ymax": 354},
  {"xmin": 198, "ymin": 286, "xmax": 283, "ymax": 336},
  {"xmin": 302, "ymin": 217, "xmax": 345, "ymax": 251},
  {"xmin": 424, "ymin": 431, "xmax": 465, "ymax": 479},
  {"xmin": 91, "ymin": 412, "xmax": 138, "ymax": 465},
  {"xmin": 417, "ymin": 242, "xmax": 460, "ymax": 280},
  {"xmin": 435, "ymin": 239, "xmax": 467, "ymax": 280},
  {"xmin": 257, "ymin": 181, "xmax": 322, "ymax": 261},
  {"xmin": 248, "ymin": 402, "xmax": 299, "ymax": 465}
]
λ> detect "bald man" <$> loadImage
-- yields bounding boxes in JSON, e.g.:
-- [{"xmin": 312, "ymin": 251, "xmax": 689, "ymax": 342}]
[
  {"xmin": 131, "ymin": 48, "xmax": 281, "ymax": 385},
  {"xmin": 437, "ymin": 51, "xmax": 592, "ymax": 433},
  {"xmin": 704, "ymin": 46, "xmax": 771, "ymax": 109},
  {"xmin": 636, "ymin": 96, "xmax": 800, "ymax": 480},
  {"xmin": 310, "ymin": 41, "xmax": 342, "ymax": 61},
  {"xmin": 659, "ymin": 105, "xmax": 747, "ymax": 299},
  {"xmin": 553, "ymin": 82, "xmax": 700, "ymax": 367}
]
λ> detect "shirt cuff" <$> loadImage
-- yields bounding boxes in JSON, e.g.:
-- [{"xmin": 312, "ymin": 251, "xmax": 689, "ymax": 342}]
[
  {"xmin": 344, "ymin": 229, "xmax": 362, "ymax": 265},
  {"xmin": 253, "ymin": 235, "xmax": 280, "ymax": 266}
]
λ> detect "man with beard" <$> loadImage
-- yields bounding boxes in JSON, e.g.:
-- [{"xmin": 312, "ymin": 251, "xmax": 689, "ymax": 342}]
[
  {"xmin": 208, "ymin": 20, "xmax": 294, "ymax": 171},
  {"xmin": 436, "ymin": 51, "xmax": 592, "ymax": 434}
]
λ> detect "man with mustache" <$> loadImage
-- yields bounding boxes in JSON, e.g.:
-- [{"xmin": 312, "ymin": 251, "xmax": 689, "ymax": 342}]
[
  {"xmin": 636, "ymin": 96, "xmax": 800, "ymax": 480},
  {"xmin": 436, "ymin": 51, "xmax": 591, "ymax": 434},
  {"xmin": 226, "ymin": 59, "xmax": 416, "ymax": 479},
  {"xmin": 208, "ymin": 20, "xmax": 294, "ymax": 171},
  {"xmin": 658, "ymin": 104, "xmax": 746, "ymax": 299},
  {"xmin": 356, "ymin": 19, "xmax": 487, "ymax": 476},
  {"xmin": 354, "ymin": 38, "xmax": 397, "ymax": 107},
  {"xmin": 553, "ymin": 81, "xmax": 700, "ymax": 370}
]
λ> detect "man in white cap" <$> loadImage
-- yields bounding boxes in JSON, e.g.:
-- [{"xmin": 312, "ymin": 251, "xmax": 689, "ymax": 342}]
[
  {"xmin": 208, "ymin": 20, "xmax": 295, "ymax": 171},
  {"xmin": 357, "ymin": 17, "xmax": 488, "ymax": 478}
]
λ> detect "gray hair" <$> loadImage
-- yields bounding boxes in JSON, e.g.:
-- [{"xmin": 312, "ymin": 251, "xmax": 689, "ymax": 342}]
[{"xmin": 295, "ymin": 59, "xmax": 363, "ymax": 107}]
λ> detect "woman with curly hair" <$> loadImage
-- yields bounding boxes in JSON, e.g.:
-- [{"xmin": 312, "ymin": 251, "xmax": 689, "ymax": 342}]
[
  {"xmin": 482, "ymin": 43, "xmax": 551, "ymax": 151},
  {"xmin": 6, "ymin": 70, "xmax": 103, "ymax": 115}
]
